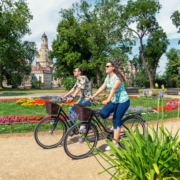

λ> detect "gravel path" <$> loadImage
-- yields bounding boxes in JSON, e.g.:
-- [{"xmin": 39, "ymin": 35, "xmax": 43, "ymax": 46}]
[
  {"xmin": 0, "ymin": 118, "xmax": 180, "ymax": 180},
  {"xmin": 0, "ymin": 135, "xmax": 111, "ymax": 180}
]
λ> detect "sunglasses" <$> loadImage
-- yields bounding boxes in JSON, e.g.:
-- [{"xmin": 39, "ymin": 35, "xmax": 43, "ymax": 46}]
[{"xmin": 105, "ymin": 66, "xmax": 112, "ymax": 68}]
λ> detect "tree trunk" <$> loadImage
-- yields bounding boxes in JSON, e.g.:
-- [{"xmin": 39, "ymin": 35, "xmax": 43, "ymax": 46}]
[
  {"xmin": 95, "ymin": 65, "xmax": 102, "ymax": 85},
  {"xmin": 0, "ymin": 66, "xmax": 3, "ymax": 88},
  {"xmin": 139, "ymin": 38, "xmax": 154, "ymax": 89}
]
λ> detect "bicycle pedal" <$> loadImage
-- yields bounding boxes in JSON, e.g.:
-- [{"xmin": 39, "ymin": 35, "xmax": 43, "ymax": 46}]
[{"xmin": 106, "ymin": 133, "xmax": 113, "ymax": 139}]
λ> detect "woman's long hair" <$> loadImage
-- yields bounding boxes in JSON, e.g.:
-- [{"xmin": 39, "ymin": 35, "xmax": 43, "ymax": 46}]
[{"xmin": 108, "ymin": 61, "xmax": 126, "ymax": 82}]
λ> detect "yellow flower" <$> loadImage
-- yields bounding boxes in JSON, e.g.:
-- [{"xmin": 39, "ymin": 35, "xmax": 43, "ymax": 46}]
[{"xmin": 155, "ymin": 83, "xmax": 158, "ymax": 88}]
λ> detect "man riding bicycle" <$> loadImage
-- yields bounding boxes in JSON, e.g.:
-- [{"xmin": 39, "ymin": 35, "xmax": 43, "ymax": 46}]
[{"xmin": 61, "ymin": 68, "xmax": 93, "ymax": 123}]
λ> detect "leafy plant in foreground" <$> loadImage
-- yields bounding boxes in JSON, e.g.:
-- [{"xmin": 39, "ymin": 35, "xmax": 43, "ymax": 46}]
[{"xmin": 79, "ymin": 91, "xmax": 180, "ymax": 179}]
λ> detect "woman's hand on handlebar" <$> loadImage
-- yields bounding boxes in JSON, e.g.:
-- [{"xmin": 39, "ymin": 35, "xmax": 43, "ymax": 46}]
[{"xmin": 102, "ymin": 100, "xmax": 110, "ymax": 105}]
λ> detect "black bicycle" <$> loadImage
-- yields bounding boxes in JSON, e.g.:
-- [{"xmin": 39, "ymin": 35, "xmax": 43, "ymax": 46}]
[
  {"xmin": 63, "ymin": 100, "xmax": 145, "ymax": 159},
  {"xmin": 34, "ymin": 98, "xmax": 73, "ymax": 149}
]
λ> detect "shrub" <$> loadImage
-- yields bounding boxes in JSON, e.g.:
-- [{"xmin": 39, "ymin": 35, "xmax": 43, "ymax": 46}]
[
  {"xmin": 61, "ymin": 76, "xmax": 77, "ymax": 91},
  {"xmin": 124, "ymin": 81, "xmax": 128, "ymax": 89},
  {"xmin": 33, "ymin": 80, "xmax": 44, "ymax": 89}
]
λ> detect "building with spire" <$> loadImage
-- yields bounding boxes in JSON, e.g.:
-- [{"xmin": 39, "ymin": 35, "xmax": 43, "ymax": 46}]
[
  {"xmin": 31, "ymin": 32, "xmax": 61, "ymax": 88},
  {"xmin": 35, "ymin": 32, "xmax": 53, "ymax": 69}
]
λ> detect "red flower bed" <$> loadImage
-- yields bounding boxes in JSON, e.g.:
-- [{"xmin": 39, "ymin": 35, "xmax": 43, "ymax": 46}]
[
  {"xmin": 0, "ymin": 98, "xmax": 28, "ymax": 102},
  {"xmin": 152, "ymin": 104, "xmax": 179, "ymax": 112},
  {"xmin": 0, "ymin": 114, "xmax": 66, "ymax": 124},
  {"xmin": 164, "ymin": 99, "xmax": 179, "ymax": 104}
]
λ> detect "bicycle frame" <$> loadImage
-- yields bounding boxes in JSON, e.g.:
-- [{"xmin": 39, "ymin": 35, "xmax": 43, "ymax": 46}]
[
  {"xmin": 86, "ymin": 111, "xmax": 145, "ymax": 138},
  {"xmin": 52, "ymin": 104, "xmax": 73, "ymax": 128}
]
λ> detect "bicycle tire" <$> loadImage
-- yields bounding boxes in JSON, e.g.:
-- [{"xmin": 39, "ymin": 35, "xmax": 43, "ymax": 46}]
[
  {"xmin": 119, "ymin": 117, "xmax": 145, "ymax": 149},
  {"xmin": 34, "ymin": 117, "xmax": 67, "ymax": 149},
  {"xmin": 63, "ymin": 122, "xmax": 98, "ymax": 159}
]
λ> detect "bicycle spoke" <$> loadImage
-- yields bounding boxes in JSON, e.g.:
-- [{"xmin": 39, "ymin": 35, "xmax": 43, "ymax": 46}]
[
  {"xmin": 64, "ymin": 123, "xmax": 98, "ymax": 159},
  {"xmin": 34, "ymin": 117, "xmax": 66, "ymax": 148},
  {"xmin": 119, "ymin": 118, "xmax": 145, "ymax": 149}
]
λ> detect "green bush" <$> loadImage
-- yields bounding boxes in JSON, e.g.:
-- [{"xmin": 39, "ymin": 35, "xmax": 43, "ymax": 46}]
[
  {"xmin": 61, "ymin": 76, "xmax": 77, "ymax": 91},
  {"xmin": 94, "ymin": 125, "xmax": 180, "ymax": 179},
  {"xmin": 83, "ymin": 95, "xmax": 180, "ymax": 179},
  {"xmin": 33, "ymin": 80, "xmax": 44, "ymax": 89},
  {"xmin": 124, "ymin": 81, "xmax": 128, "ymax": 89}
]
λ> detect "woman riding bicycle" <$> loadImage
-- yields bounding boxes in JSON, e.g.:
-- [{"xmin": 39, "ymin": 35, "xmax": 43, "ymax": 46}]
[{"xmin": 90, "ymin": 61, "xmax": 130, "ymax": 151}]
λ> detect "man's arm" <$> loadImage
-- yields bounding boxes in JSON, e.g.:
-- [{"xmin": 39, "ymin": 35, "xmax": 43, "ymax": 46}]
[
  {"xmin": 62, "ymin": 88, "xmax": 75, "ymax": 99},
  {"xmin": 72, "ymin": 87, "xmax": 81, "ymax": 98}
]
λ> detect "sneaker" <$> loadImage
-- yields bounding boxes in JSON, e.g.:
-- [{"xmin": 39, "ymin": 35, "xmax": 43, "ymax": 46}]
[
  {"xmin": 105, "ymin": 143, "xmax": 119, "ymax": 151},
  {"xmin": 110, "ymin": 126, "xmax": 114, "ymax": 131}
]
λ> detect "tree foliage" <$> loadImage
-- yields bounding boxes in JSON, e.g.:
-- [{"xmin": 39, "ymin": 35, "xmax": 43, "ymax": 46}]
[
  {"xmin": 0, "ymin": 0, "xmax": 37, "ymax": 87},
  {"xmin": 171, "ymin": 10, "xmax": 180, "ymax": 44},
  {"xmin": 117, "ymin": 0, "xmax": 169, "ymax": 89},
  {"xmin": 50, "ymin": 0, "xmax": 132, "ymax": 85},
  {"xmin": 164, "ymin": 48, "xmax": 180, "ymax": 87}
]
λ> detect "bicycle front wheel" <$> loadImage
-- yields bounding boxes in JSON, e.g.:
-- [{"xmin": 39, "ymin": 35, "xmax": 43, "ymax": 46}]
[
  {"xmin": 34, "ymin": 117, "xmax": 67, "ymax": 149},
  {"xmin": 63, "ymin": 122, "xmax": 98, "ymax": 159},
  {"xmin": 119, "ymin": 118, "xmax": 145, "ymax": 149}
]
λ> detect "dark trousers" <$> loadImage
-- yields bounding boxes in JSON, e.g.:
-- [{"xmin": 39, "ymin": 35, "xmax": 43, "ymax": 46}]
[{"xmin": 100, "ymin": 100, "xmax": 130, "ymax": 129}]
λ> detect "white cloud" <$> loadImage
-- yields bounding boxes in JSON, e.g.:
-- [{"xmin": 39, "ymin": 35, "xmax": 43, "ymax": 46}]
[
  {"xmin": 157, "ymin": 0, "xmax": 180, "ymax": 39},
  {"xmin": 23, "ymin": 0, "xmax": 179, "ymax": 74},
  {"xmin": 23, "ymin": 0, "xmax": 81, "ymax": 50}
]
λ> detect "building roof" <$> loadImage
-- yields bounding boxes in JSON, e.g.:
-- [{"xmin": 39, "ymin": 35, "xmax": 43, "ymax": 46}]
[
  {"xmin": 31, "ymin": 66, "xmax": 51, "ymax": 74},
  {"xmin": 42, "ymin": 32, "xmax": 47, "ymax": 38}
]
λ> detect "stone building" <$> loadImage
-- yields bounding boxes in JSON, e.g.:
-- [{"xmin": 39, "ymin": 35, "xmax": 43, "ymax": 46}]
[
  {"xmin": 35, "ymin": 32, "xmax": 53, "ymax": 70},
  {"xmin": 31, "ymin": 66, "xmax": 52, "ymax": 88},
  {"xmin": 123, "ymin": 62, "xmax": 136, "ymax": 87},
  {"xmin": 31, "ymin": 32, "xmax": 61, "ymax": 88}
]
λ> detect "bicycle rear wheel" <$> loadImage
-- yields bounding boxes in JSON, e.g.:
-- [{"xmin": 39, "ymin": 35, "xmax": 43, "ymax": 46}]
[
  {"xmin": 34, "ymin": 117, "xmax": 67, "ymax": 149},
  {"xmin": 63, "ymin": 122, "xmax": 98, "ymax": 159},
  {"xmin": 119, "ymin": 118, "xmax": 145, "ymax": 149}
]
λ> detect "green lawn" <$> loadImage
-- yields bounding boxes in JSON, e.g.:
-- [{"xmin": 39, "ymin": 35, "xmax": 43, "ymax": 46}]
[
  {"xmin": 0, "ymin": 87, "xmax": 67, "ymax": 94},
  {"xmin": 0, "ymin": 97, "xmax": 179, "ymax": 134},
  {"xmin": 0, "ymin": 87, "xmax": 107, "ymax": 94}
]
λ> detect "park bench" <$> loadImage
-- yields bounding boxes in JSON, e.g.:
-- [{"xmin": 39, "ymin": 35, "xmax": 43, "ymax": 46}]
[
  {"xmin": 166, "ymin": 89, "xmax": 180, "ymax": 95},
  {"xmin": 126, "ymin": 88, "xmax": 139, "ymax": 94}
]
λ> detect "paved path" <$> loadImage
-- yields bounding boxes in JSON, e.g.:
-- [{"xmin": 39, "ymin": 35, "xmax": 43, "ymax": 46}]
[
  {"xmin": 0, "ymin": 92, "xmax": 179, "ymax": 99},
  {"xmin": 0, "ymin": 93, "xmax": 67, "ymax": 99},
  {"xmin": 0, "ymin": 118, "xmax": 180, "ymax": 180}
]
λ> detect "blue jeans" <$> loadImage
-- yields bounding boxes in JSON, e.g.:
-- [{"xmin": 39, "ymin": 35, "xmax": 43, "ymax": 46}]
[
  {"xmin": 68, "ymin": 99, "xmax": 91, "ymax": 124},
  {"xmin": 100, "ymin": 99, "xmax": 130, "ymax": 129}
]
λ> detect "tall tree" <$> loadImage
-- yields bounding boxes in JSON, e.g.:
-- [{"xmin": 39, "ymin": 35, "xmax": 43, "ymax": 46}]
[
  {"xmin": 164, "ymin": 48, "xmax": 180, "ymax": 87},
  {"xmin": 0, "ymin": 0, "xmax": 37, "ymax": 87},
  {"xmin": 171, "ymin": 10, "xmax": 180, "ymax": 44},
  {"xmin": 51, "ymin": 0, "xmax": 133, "ymax": 85},
  {"xmin": 117, "ymin": 0, "xmax": 169, "ymax": 89}
]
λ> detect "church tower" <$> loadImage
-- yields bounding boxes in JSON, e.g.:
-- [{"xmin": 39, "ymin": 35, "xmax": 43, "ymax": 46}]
[
  {"xmin": 35, "ymin": 32, "xmax": 53, "ymax": 70},
  {"xmin": 41, "ymin": 32, "xmax": 48, "ymax": 49}
]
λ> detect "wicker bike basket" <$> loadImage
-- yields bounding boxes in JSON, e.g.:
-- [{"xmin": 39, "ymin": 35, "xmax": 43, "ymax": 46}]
[
  {"xmin": 74, "ymin": 104, "xmax": 92, "ymax": 121},
  {"xmin": 45, "ymin": 101, "xmax": 60, "ymax": 115}
]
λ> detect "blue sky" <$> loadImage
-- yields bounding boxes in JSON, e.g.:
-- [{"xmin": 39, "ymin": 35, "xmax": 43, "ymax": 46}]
[{"xmin": 23, "ymin": 0, "xmax": 180, "ymax": 75}]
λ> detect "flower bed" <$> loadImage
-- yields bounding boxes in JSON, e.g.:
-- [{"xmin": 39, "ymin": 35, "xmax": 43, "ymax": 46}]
[
  {"xmin": 0, "ymin": 98, "xmax": 28, "ymax": 102},
  {"xmin": 16, "ymin": 98, "xmax": 78, "ymax": 107},
  {"xmin": 0, "ymin": 115, "xmax": 66, "ymax": 124},
  {"xmin": 151, "ymin": 99, "xmax": 179, "ymax": 112}
]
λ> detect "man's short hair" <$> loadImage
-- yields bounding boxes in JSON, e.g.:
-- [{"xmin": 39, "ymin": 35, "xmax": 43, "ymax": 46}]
[{"xmin": 78, "ymin": 68, "xmax": 83, "ymax": 75}]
